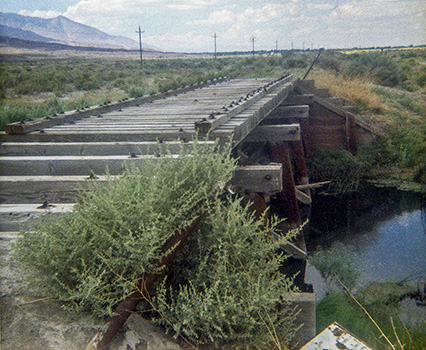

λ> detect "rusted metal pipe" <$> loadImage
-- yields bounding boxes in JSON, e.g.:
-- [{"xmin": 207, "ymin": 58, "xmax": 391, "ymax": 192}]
[{"xmin": 87, "ymin": 213, "xmax": 204, "ymax": 350}]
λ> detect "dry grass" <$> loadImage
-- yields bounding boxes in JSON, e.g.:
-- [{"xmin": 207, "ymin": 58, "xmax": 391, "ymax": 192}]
[{"xmin": 311, "ymin": 71, "xmax": 387, "ymax": 112}]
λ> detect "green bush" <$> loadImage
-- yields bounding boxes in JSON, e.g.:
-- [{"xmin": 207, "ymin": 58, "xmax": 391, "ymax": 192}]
[
  {"xmin": 345, "ymin": 52, "xmax": 406, "ymax": 87},
  {"xmin": 357, "ymin": 137, "xmax": 398, "ymax": 167},
  {"xmin": 307, "ymin": 148, "xmax": 367, "ymax": 193},
  {"xmin": 14, "ymin": 141, "xmax": 299, "ymax": 348},
  {"xmin": 153, "ymin": 197, "xmax": 299, "ymax": 347},
  {"xmin": 15, "ymin": 141, "xmax": 236, "ymax": 315}
]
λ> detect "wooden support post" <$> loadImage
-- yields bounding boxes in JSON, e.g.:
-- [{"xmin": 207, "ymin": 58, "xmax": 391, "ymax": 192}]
[
  {"xmin": 290, "ymin": 139, "xmax": 311, "ymax": 204},
  {"xmin": 87, "ymin": 213, "xmax": 204, "ymax": 350},
  {"xmin": 269, "ymin": 142, "xmax": 301, "ymax": 227},
  {"xmin": 290, "ymin": 139, "xmax": 309, "ymax": 187},
  {"xmin": 249, "ymin": 192, "xmax": 268, "ymax": 221},
  {"xmin": 345, "ymin": 114, "xmax": 357, "ymax": 154},
  {"xmin": 300, "ymin": 118, "xmax": 314, "ymax": 158}
]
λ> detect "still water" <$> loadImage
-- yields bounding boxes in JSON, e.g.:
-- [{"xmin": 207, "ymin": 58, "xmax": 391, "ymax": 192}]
[{"xmin": 307, "ymin": 185, "xmax": 426, "ymax": 286}]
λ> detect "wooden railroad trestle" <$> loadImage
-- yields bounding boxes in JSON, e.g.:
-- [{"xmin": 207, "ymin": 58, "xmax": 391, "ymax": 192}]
[{"xmin": 0, "ymin": 75, "xmax": 374, "ymax": 348}]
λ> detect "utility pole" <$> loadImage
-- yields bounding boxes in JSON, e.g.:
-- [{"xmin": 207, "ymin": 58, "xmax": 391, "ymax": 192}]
[
  {"xmin": 291, "ymin": 41, "xmax": 294, "ymax": 51},
  {"xmin": 212, "ymin": 33, "xmax": 218, "ymax": 59},
  {"xmin": 251, "ymin": 37, "xmax": 255, "ymax": 56},
  {"xmin": 276, "ymin": 40, "xmax": 278, "ymax": 54},
  {"xmin": 136, "ymin": 26, "xmax": 145, "ymax": 67}
]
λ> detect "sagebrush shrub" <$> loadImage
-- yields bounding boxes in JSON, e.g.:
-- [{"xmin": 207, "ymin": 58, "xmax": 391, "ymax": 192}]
[
  {"xmin": 152, "ymin": 197, "xmax": 300, "ymax": 348},
  {"xmin": 14, "ymin": 140, "xmax": 299, "ymax": 348},
  {"xmin": 14, "ymin": 141, "xmax": 237, "ymax": 316}
]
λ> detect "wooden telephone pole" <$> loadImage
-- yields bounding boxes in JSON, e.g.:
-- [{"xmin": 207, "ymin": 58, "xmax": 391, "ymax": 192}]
[
  {"xmin": 212, "ymin": 33, "xmax": 218, "ymax": 59},
  {"xmin": 136, "ymin": 26, "xmax": 145, "ymax": 66},
  {"xmin": 251, "ymin": 37, "xmax": 255, "ymax": 56}
]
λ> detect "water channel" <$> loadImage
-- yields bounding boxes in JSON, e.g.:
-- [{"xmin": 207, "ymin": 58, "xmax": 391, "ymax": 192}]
[{"xmin": 306, "ymin": 184, "xmax": 426, "ymax": 287}]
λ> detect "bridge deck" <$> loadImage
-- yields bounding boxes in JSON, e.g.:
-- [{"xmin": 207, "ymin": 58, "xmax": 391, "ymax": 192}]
[
  {"xmin": 0, "ymin": 76, "xmax": 297, "ymax": 206},
  {"xmin": 1, "ymin": 76, "xmax": 295, "ymax": 143}
]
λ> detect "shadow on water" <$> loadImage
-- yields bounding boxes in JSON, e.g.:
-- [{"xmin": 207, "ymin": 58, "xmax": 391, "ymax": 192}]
[{"xmin": 306, "ymin": 183, "xmax": 426, "ymax": 284}]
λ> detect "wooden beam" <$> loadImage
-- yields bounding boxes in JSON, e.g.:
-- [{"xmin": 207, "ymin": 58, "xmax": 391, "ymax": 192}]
[
  {"xmin": 281, "ymin": 241, "xmax": 308, "ymax": 260},
  {"xmin": 295, "ymin": 181, "xmax": 331, "ymax": 190},
  {"xmin": 0, "ymin": 130, "xmax": 198, "ymax": 143},
  {"xmin": 0, "ymin": 165, "xmax": 284, "ymax": 203},
  {"xmin": 231, "ymin": 164, "xmax": 282, "ymax": 193},
  {"xmin": 265, "ymin": 105, "xmax": 309, "ymax": 122},
  {"xmin": 345, "ymin": 114, "xmax": 357, "ymax": 154},
  {"xmin": 0, "ymin": 141, "xmax": 214, "ymax": 157},
  {"xmin": 290, "ymin": 139, "xmax": 311, "ymax": 203},
  {"xmin": 281, "ymin": 93, "xmax": 314, "ymax": 106},
  {"xmin": 295, "ymin": 189, "xmax": 311, "ymax": 205},
  {"xmin": 243, "ymin": 124, "xmax": 300, "ymax": 143}
]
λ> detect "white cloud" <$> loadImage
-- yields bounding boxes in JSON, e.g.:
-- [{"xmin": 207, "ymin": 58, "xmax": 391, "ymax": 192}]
[
  {"xmin": 166, "ymin": 0, "xmax": 208, "ymax": 10},
  {"xmin": 18, "ymin": 10, "xmax": 62, "ymax": 18},
  {"xmin": 147, "ymin": 31, "xmax": 207, "ymax": 51},
  {"xmin": 19, "ymin": 0, "xmax": 424, "ymax": 52}
]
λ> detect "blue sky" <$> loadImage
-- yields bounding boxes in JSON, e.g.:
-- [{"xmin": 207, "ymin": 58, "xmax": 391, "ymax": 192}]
[{"xmin": 1, "ymin": 0, "xmax": 425, "ymax": 52}]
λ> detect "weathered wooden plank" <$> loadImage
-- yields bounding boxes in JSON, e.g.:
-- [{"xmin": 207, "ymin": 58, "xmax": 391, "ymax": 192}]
[
  {"xmin": 231, "ymin": 164, "xmax": 282, "ymax": 193},
  {"xmin": 0, "ymin": 175, "xmax": 110, "ymax": 204},
  {"xmin": 242, "ymin": 124, "xmax": 301, "ymax": 143},
  {"xmin": 47, "ymin": 125, "xmax": 197, "ymax": 132},
  {"xmin": 0, "ymin": 129, "xmax": 205, "ymax": 143},
  {"xmin": 0, "ymin": 203, "xmax": 74, "ymax": 231},
  {"xmin": 265, "ymin": 105, "xmax": 309, "ymax": 120},
  {"xmin": 0, "ymin": 163, "xmax": 282, "ymax": 203},
  {"xmin": 295, "ymin": 181, "xmax": 331, "ymax": 190},
  {"xmin": 345, "ymin": 114, "xmax": 357, "ymax": 154},
  {"xmin": 295, "ymin": 189, "xmax": 312, "ymax": 204},
  {"xmin": 281, "ymin": 93, "xmax": 314, "ymax": 106},
  {"xmin": 0, "ymin": 154, "xmax": 180, "ymax": 176},
  {"xmin": 0, "ymin": 141, "xmax": 213, "ymax": 156}
]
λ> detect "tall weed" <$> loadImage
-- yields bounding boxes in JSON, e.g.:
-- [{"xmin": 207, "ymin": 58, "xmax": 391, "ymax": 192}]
[{"xmin": 311, "ymin": 71, "xmax": 385, "ymax": 112}]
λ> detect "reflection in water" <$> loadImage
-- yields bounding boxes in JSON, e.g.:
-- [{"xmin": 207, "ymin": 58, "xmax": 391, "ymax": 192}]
[
  {"xmin": 307, "ymin": 185, "xmax": 426, "ymax": 286},
  {"xmin": 346, "ymin": 209, "xmax": 426, "ymax": 285}
]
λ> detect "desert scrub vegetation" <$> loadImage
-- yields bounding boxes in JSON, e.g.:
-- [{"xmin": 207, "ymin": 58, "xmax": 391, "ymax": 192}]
[
  {"xmin": 0, "ymin": 53, "xmax": 318, "ymax": 130},
  {"xmin": 14, "ymin": 141, "xmax": 300, "ymax": 349}
]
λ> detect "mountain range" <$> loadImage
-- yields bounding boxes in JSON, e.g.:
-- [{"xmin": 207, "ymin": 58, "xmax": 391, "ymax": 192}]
[{"xmin": 0, "ymin": 12, "xmax": 155, "ymax": 51}]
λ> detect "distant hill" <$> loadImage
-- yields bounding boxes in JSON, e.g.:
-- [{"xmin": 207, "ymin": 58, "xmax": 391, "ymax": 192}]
[{"xmin": 0, "ymin": 12, "xmax": 156, "ymax": 51}]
